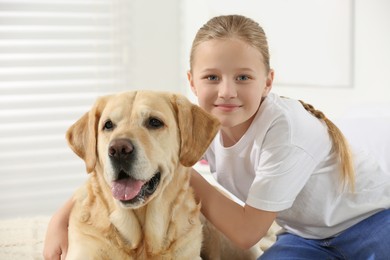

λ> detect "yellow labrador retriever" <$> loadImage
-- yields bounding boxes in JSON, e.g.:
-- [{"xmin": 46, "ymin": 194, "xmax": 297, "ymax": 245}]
[{"xmin": 65, "ymin": 90, "xmax": 261, "ymax": 259}]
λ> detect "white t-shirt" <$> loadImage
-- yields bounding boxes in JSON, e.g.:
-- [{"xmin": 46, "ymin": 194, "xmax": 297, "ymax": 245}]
[{"xmin": 204, "ymin": 93, "xmax": 390, "ymax": 239}]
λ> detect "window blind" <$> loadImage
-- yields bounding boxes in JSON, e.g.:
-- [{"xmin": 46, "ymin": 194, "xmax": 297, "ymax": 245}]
[{"xmin": 0, "ymin": 0, "xmax": 134, "ymax": 218}]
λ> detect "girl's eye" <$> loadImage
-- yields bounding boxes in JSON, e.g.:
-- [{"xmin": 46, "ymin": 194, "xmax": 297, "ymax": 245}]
[
  {"xmin": 103, "ymin": 120, "xmax": 114, "ymax": 130},
  {"xmin": 147, "ymin": 117, "xmax": 164, "ymax": 129},
  {"xmin": 237, "ymin": 75, "xmax": 249, "ymax": 81},
  {"xmin": 207, "ymin": 75, "xmax": 219, "ymax": 81}
]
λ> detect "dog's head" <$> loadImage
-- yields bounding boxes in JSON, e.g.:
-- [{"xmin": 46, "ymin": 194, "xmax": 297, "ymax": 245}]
[{"xmin": 66, "ymin": 91, "xmax": 220, "ymax": 209}]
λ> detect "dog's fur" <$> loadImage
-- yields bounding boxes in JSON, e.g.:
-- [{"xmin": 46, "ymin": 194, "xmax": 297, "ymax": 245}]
[{"xmin": 65, "ymin": 91, "xmax": 261, "ymax": 259}]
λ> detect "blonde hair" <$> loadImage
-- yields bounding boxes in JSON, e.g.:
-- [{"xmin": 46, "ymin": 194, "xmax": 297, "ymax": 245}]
[
  {"xmin": 189, "ymin": 14, "xmax": 270, "ymax": 73},
  {"xmin": 191, "ymin": 14, "xmax": 355, "ymax": 191},
  {"xmin": 299, "ymin": 100, "xmax": 355, "ymax": 191}
]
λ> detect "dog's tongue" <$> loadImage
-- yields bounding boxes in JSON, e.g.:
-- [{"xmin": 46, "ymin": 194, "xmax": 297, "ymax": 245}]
[{"xmin": 111, "ymin": 178, "xmax": 146, "ymax": 201}]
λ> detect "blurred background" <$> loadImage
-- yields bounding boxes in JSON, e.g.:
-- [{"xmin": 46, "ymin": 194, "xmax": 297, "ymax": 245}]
[{"xmin": 1, "ymin": 0, "xmax": 389, "ymax": 219}]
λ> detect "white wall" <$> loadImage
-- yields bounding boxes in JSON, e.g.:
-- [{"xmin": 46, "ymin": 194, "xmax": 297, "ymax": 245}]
[
  {"xmin": 276, "ymin": 0, "xmax": 390, "ymax": 118},
  {"xmin": 129, "ymin": 0, "xmax": 181, "ymax": 93}
]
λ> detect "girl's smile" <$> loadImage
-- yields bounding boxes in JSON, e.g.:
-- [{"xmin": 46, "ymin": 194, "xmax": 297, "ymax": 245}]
[{"xmin": 214, "ymin": 103, "xmax": 242, "ymax": 112}]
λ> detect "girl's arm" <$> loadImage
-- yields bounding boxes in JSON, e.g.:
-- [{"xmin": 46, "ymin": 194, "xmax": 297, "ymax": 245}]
[
  {"xmin": 190, "ymin": 168, "xmax": 276, "ymax": 249},
  {"xmin": 43, "ymin": 197, "xmax": 74, "ymax": 260}
]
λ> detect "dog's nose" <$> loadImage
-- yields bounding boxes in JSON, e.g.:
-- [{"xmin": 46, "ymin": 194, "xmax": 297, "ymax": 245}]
[{"xmin": 109, "ymin": 139, "xmax": 134, "ymax": 159}]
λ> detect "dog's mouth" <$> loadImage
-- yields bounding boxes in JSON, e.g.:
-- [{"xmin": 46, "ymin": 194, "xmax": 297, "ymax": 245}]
[{"xmin": 111, "ymin": 171, "xmax": 161, "ymax": 205}]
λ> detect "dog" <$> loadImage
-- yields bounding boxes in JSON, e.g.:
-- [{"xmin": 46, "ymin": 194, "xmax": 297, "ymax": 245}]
[{"xmin": 65, "ymin": 90, "xmax": 262, "ymax": 259}]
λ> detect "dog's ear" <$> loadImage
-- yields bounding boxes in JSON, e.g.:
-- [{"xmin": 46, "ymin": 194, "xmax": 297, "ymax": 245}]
[
  {"xmin": 66, "ymin": 96, "xmax": 109, "ymax": 173},
  {"xmin": 171, "ymin": 94, "xmax": 220, "ymax": 167}
]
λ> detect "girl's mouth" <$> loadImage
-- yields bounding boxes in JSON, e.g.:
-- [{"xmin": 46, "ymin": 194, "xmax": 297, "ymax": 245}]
[{"xmin": 215, "ymin": 104, "xmax": 241, "ymax": 112}]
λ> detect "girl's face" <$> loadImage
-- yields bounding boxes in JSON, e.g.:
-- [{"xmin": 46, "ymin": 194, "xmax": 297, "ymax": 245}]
[{"xmin": 188, "ymin": 38, "xmax": 273, "ymax": 135}]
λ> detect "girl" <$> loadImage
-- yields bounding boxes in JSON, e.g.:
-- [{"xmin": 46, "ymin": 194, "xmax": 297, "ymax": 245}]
[
  {"xmin": 44, "ymin": 14, "xmax": 390, "ymax": 259},
  {"xmin": 187, "ymin": 14, "xmax": 390, "ymax": 259}
]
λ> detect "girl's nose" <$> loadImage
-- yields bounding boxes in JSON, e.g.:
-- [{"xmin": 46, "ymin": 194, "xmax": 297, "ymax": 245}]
[{"xmin": 218, "ymin": 80, "xmax": 237, "ymax": 99}]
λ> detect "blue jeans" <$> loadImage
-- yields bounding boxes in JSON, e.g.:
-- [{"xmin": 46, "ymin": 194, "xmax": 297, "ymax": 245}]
[{"xmin": 260, "ymin": 209, "xmax": 390, "ymax": 260}]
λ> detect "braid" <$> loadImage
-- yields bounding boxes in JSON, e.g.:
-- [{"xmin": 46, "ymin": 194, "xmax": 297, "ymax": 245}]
[{"xmin": 299, "ymin": 100, "xmax": 355, "ymax": 191}]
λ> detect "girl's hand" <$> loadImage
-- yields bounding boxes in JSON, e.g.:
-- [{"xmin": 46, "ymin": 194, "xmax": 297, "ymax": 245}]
[
  {"xmin": 43, "ymin": 198, "xmax": 74, "ymax": 260},
  {"xmin": 43, "ymin": 215, "xmax": 68, "ymax": 260}
]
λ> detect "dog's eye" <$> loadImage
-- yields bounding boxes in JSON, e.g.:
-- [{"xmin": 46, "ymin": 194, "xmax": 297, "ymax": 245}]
[
  {"xmin": 103, "ymin": 120, "xmax": 114, "ymax": 130},
  {"xmin": 147, "ymin": 117, "xmax": 164, "ymax": 129}
]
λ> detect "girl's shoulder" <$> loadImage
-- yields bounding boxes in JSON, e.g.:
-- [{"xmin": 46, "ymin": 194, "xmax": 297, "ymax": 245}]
[
  {"xmin": 259, "ymin": 93, "xmax": 327, "ymax": 131},
  {"xmin": 255, "ymin": 93, "xmax": 332, "ymax": 155},
  {"xmin": 254, "ymin": 93, "xmax": 310, "ymax": 133}
]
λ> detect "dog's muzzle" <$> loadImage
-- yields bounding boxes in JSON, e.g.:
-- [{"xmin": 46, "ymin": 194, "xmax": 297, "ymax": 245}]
[{"xmin": 108, "ymin": 139, "xmax": 161, "ymax": 206}]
